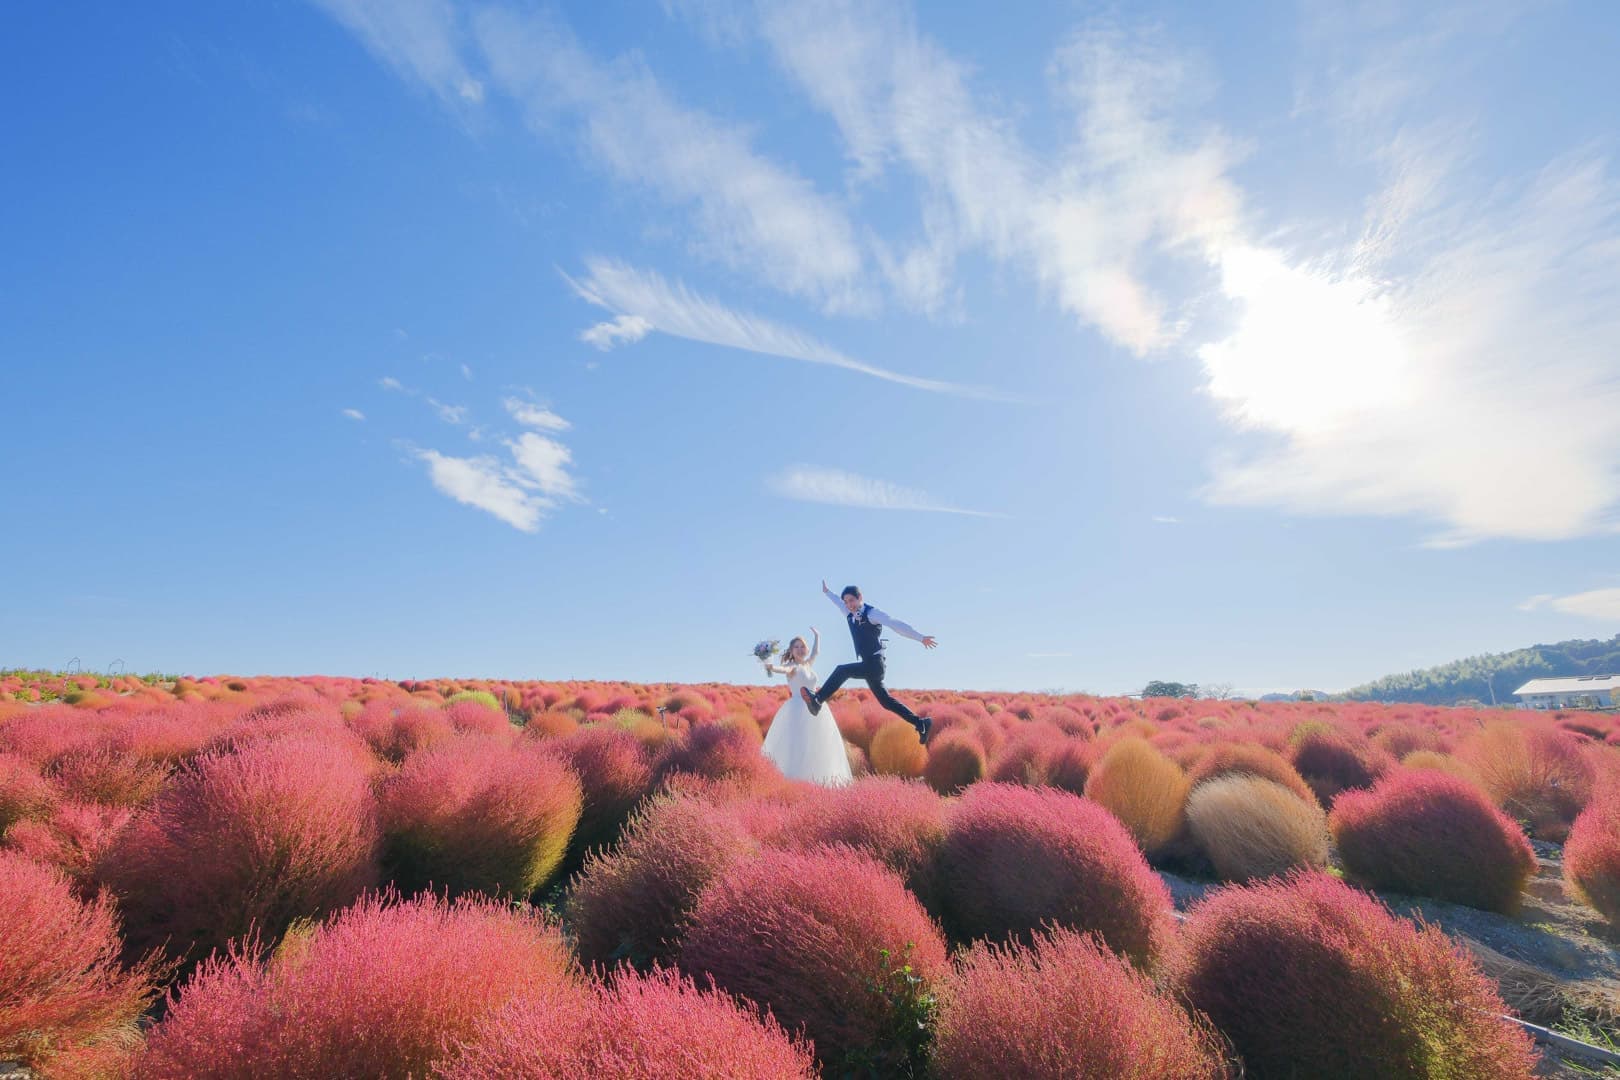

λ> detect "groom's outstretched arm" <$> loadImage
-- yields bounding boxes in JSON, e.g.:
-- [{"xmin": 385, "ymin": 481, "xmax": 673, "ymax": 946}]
[
  {"xmin": 868, "ymin": 606, "xmax": 930, "ymax": 644},
  {"xmin": 823, "ymin": 581, "xmax": 846, "ymax": 613}
]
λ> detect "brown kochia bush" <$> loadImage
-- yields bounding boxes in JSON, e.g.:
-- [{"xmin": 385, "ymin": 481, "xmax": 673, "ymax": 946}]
[
  {"xmin": 1167, "ymin": 872, "xmax": 1539, "ymax": 1079},
  {"xmin": 566, "ymin": 793, "xmax": 757, "ymax": 970},
  {"xmin": 138, "ymin": 892, "xmax": 576, "ymax": 1079},
  {"xmin": 1185, "ymin": 776, "xmax": 1328, "ymax": 882},
  {"xmin": 933, "ymin": 926, "xmax": 1234, "ymax": 1079},
  {"xmin": 933, "ymin": 783, "xmax": 1174, "ymax": 968},
  {"xmin": 1083, "ymin": 737, "xmax": 1189, "ymax": 857},
  {"xmin": 1185, "ymin": 742, "xmax": 1316, "ymax": 807},
  {"xmin": 1, "ymin": 851, "xmax": 165, "ymax": 1075},
  {"xmin": 97, "ymin": 734, "xmax": 382, "ymax": 966},
  {"xmin": 1564, "ymin": 784, "xmax": 1620, "ymax": 924},
  {"xmin": 1461, "ymin": 721, "xmax": 1596, "ymax": 841},
  {"xmin": 923, "ymin": 730, "xmax": 986, "ymax": 794},
  {"xmin": 679, "ymin": 846, "xmax": 948, "ymax": 1075},
  {"xmin": 869, "ymin": 718, "xmax": 928, "ymax": 778},
  {"xmin": 1330, "ymin": 769, "xmax": 1536, "ymax": 914}
]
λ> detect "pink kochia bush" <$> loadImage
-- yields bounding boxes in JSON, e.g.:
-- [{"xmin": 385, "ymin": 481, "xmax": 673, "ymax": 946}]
[
  {"xmin": 379, "ymin": 736, "xmax": 582, "ymax": 899},
  {"xmin": 0, "ymin": 851, "xmax": 163, "ymax": 1075},
  {"xmin": 566, "ymin": 793, "xmax": 757, "ymax": 970},
  {"xmin": 444, "ymin": 966, "xmax": 816, "ymax": 1080},
  {"xmin": 679, "ymin": 846, "xmax": 949, "ymax": 1075},
  {"xmin": 97, "ymin": 734, "xmax": 382, "ymax": 964},
  {"xmin": 933, "ymin": 783, "xmax": 1174, "ymax": 968},
  {"xmin": 138, "ymin": 891, "xmax": 577, "ymax": 1079},
  {"xmin": 762, "ymin": 775, "xmax": 948, "ymax": 901},
  {"xmin": 1330, "ymin": 769, "xmax": 1536, "ymax": 914},
  {"xmin": 545, "ymin": 726, "xmax": 656, "ymax": 855},
  {"xmin": 1168, "ymin": 872, "xmax": 1539, "ymax": 1079},
  {"xmin": 932, "ymin": 927, "xmax": 1233, "ymax": 1080},
  {"xmin": 1564, "ymin": 784, "xmax": 1620, "ymax": 924},
  {"xmin": 0, "ymin": 751, "xmax": 59, "ymax": 829}
]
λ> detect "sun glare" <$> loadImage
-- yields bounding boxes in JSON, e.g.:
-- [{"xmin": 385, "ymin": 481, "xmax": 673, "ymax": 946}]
[{"xmin": 1199, "ymin": 245, "xmax": 1418, "ymax": 436}]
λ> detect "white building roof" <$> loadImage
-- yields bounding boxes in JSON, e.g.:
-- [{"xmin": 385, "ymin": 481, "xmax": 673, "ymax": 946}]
[{"xmin": 1512, "ymin": 674, "xmax": 1620, "ymax": 696}]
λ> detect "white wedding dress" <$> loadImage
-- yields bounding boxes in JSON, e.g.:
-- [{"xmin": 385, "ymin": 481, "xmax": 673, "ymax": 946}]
[{"xmin": 763, "ymin": 663, "xmax": 853, "ymax": 786}]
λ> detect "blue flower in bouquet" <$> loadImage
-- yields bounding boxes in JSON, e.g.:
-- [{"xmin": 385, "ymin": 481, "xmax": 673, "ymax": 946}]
[{"xmin": 752, "ymin": 639, "xmax": 780, "ymax": 662}]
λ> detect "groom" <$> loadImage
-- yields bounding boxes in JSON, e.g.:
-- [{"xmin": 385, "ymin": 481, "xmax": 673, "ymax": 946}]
[{"xmin": 801, "ymin": 580, "xmax": 937, "ymax": 744}]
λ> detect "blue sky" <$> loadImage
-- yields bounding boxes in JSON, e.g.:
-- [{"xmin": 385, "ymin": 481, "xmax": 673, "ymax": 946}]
[{"xmin": 3, "ymin": 1, "xmax": 1618, "ymax": 695}]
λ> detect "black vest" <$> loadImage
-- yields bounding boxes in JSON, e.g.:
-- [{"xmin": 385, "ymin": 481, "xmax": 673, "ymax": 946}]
[{"xmin": 847, "ymin": 603, "xmax": 884, "ymax": 659}]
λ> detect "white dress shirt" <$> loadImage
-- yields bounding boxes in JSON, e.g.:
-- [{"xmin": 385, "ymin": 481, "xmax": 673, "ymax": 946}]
[{"xmin": 824, "ymin": 585, "xmax": 928, "ymax": 643}]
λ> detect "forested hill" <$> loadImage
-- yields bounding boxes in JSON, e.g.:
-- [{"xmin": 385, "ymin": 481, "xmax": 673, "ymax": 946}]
[{"xmin": 1343, "ymin": 633, "xmax": 1620, "ymax": 706}]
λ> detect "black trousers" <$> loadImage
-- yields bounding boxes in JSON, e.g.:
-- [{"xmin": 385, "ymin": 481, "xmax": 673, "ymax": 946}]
[{"xmin": 816, "ymin": 653, "xmax": 921, "ymax": 727}]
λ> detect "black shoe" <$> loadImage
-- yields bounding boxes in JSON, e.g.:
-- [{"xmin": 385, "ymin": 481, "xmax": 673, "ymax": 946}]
[
  {"xmin": 916, "ymin": 717, "xmax": 933, "ymax": 745},
  {"xmin": 800, "ymin": 687, "xmax": 822, "ymax": 715}
]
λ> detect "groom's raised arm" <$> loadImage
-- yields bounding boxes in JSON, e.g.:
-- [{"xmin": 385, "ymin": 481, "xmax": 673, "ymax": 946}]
[{"xmin": 823, "ymin": 582, "xmax": 846, "ymax": 614}]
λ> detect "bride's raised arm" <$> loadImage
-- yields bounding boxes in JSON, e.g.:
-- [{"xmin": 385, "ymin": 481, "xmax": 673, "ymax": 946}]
[{"xmin": 807, "ymin": 627, "xmax": 819, "ymax": 666}]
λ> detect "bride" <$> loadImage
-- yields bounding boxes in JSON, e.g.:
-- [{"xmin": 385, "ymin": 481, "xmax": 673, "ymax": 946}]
[{"xmin": 761, "ymin": 628, "xmax": 852, "ymax": 786}]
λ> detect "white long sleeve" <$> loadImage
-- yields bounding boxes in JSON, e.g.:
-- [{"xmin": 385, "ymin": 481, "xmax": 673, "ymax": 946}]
[
  {"xmin": 824, "ymin": 584, "xmax": 848, "ymax": 614},
  {"xmin": 868, "ymin": 606, "xmax": 926, "ymax": 643},
  {"xmin": 807, "ymin": 635, "xmax": 820, "ymax": 666}
]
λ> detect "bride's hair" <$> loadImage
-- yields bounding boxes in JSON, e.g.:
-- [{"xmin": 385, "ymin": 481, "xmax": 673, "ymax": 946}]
[{"xmin": 781, "ymin": 636, "xmax": 808, "ymax": 665}]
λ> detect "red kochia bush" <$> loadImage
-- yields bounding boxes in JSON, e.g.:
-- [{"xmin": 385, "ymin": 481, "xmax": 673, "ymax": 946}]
[
  {"xmin": 0, "ymin": 851, "xmax": 163, "ymax": 1073},
  {"xmin": 679, "ymin": 847, "xmax": 949, "ymax": 1075},
  {"xmin": 379, "ymin": 736, "xmax": 582, "ymax": 899},
  {"xmin": 933, "ymin": 926, "xmax": 1234, "ymax": 1079},
  {"xmin": 1168, "ymin": 872, "xmax": 1538, "ymax": 1079},
  {"xmin": 763, "ymin": 776, "xmax": 948, "ymax": 901},
  {"xmin": 923, "ymin": 731, "xmax": 987, "ymax": 794},
  {"xmin": 1331, "ymin": 770, "xmax": 1535, "ymax": 914},
  {"xmin": 49, "ymin": 746, "xmax": 169, "ymax": 808},
  {"xmin": 444, "ymin": 967, "xmax": 817, "ymax": 1079},
  {"xmin": 4, "ymin": 800, "xmax": 133, "ymax": 880},
  {"xmin": 546, "ymin": 726, "xmax": 656, "ymax": 854},
  {"xmin": 97, "ymin": 734, "xmax": 382, "ymax": 965},
  {"xmin": 566, "ymin": 793, "xmax": 757, "ymax": 970},
  {"xmin": 933, "ymin": 783, "xmax": 1173, "ymax": 968},
  {"xmin": 138, "ymin": 892, "xmax": 577, "ymax": 1079},
  {"xmin": 1565, "ymin": 784, "xmax": 1620, "ymax": 924},
  {"xmin": 1288, "ymin": 727, "xmax": 1392, "ymax": 805},
  {"xmin": 654, "ymin": 722, "xmax": 780, "ymax": 790},
  {"xmin": 0, "ymin": 751, "xmax": 59, "ymax": 829}
]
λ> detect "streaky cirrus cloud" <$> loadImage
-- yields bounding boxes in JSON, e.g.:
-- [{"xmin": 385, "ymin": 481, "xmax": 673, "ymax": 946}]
[
  {"xmin": 567, "ymin": 258, "xmax": 1017, "ymax": 401},
  {"xmin": 766, "ymin": 465, "xmax": 1003, "ymax": 518},
  {"xmin": 1519, "ymin": 588, "xmax": 1620, "ymax": 621},
  {"xmin": 307, "ymin": 0, "xmax": 484, "ymax": 104},
  {"xmin": 341, "ymin": 408, "xmax": 366, "ymax": 421}
]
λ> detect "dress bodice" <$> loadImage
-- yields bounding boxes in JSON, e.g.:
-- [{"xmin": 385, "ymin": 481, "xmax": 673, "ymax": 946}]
[{"xmin": 786, "ymin": 664, "xmax": 817, "ymax": 692}]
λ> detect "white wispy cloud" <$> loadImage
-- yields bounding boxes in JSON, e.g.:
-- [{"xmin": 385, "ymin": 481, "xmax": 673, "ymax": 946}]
[
  {"xmin": 379, "ymin": 376, "xmax": 405, "ymax": 391},
  {"xmin": 503, "ymin": 397, "xmax": 571, "ymax": 432},
  {"xmin": 766, "ymin": 465, "xmax": 1002, "ymax": 517},
  {"xmin": 580, "ymin": 314, "xmax": 652, "ymax": 351},
  {"xmin": 505, "ymin": 432, "xmax": 581, "ymax": 501},
  {"xmin": 415, "ymin": 449, "xmax": 546, "ymax": 532},
  {"xmin": 567, "ymin": 258, "xmax": 1014, "ymax": 400},
  {"xmin": 409, "ymin": 424, "xmax": 584, "ymax": 532},
  {"xmin": 460, "ymin": 362, "xmax": 473, "ymax": 380},
  {"xmin": 1152, "ymin": 515, "xmax": 1180, "ymax": 524},
  {"xmin": 307, "ymin": 0, "xmax": 485, "ymax": 105},
  {"xmin": 690, "ymin": 4, "xmax": 1242, "ymax": 349},
  {"xmin": 342, "ymin": 408, "xmax": 366, "ymax": 421},
  {"xmin": 1520, "ymin": 588, "xmax": 1620, "ymax": 620},
  {"xmin": 424, "ymin": 396, "xmax": 467, "ymax": 424}
]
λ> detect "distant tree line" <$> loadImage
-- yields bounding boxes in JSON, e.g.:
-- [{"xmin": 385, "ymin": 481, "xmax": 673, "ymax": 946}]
[{"xmin": 1342, "ymin": 633, "xmax": 1620, "ymax": 706}]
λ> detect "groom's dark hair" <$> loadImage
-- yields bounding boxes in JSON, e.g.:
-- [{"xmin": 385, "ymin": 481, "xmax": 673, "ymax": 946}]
[{"xmin": 841, "ymin": 585, "xmax": 861, "ymax": 599}]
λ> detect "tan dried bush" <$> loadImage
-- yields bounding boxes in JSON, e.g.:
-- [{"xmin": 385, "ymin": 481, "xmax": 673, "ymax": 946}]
[
  {"xmin": 1186, "ymin": 775, "xmax": 1328, "ymax": 882},
  {"xmin": 1083, "ymin": 737, "xmax": 1188, "ymax": 857}
]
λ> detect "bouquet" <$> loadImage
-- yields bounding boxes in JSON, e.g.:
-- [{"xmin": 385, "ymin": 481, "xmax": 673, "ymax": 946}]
[{"xmin": 752, "ymin": 639, "xmax": 780, "ymax": 663}]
